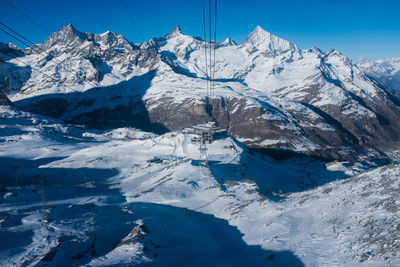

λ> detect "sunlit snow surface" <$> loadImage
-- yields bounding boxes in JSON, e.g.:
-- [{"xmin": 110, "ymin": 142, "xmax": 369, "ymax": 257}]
[{"xmin": 0, "ymin": 106, "xmax": 399, "ymax": 266}]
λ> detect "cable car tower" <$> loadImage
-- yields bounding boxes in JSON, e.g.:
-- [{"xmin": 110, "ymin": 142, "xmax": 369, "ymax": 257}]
[
  {"xmin": 183, "ymin": 122, "xmax": 226, "ymax": 163},
  {"xmin": 182, "ymin": 0, "xmax": 225, "ymax": 165}
]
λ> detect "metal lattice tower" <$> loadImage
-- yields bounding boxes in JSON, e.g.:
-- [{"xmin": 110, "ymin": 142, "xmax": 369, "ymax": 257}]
[
  {"xmin": 182, "ymin": 121, "xmax": 226, "ymax": 165},
  {"xmin": 199, "ymin": 132, "xmax": 209, "ymax": 164}
]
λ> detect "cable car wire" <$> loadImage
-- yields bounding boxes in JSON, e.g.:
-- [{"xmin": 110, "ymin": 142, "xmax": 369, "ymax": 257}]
[
  {"xmin": 202, "ymin": 0, "xmax": 210, "ymax": 101},
  {"xmin": 209, "ymin": 0, "xmax": 213, "ymax": 98},
  {"xmin": 2, "ymin": 0, "xmax": 50, "ymax": 35},
  {"xmin": 213, "ymin": 0, "xmax": 217, "ymax": 97}
]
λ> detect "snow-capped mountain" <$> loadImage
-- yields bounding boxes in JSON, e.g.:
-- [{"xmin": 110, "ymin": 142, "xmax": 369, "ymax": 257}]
[
  {"xmin": 357, "ymin": 57, "xmax": 400, "ymax": 97},
  {"xmin": 1, "ymin": 24, "xmax": 400, "ymax": 160}
]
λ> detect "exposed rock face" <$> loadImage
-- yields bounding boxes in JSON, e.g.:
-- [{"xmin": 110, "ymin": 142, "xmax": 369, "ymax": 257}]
[
  {"xmin": 0, "ymin": 92, "xmax": 12, "ymax": 105},
  {"xmin": 2, "ymin": 24, "xmax": 400, "ymax": 160}
]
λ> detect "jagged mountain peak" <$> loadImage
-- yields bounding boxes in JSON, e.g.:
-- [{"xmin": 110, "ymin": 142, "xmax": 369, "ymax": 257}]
[
  {"xmin": 244, "ymin": 25, "xmax": 273, "ymax": 42},
  {"xmin": 326, "ymin": 49, "xmax": 342, "ymax": 56},
  {"xmin": 165, "ymin": 25, "xmax": 183, "ymax": 39},
  {"xmin": 100, "ymin": 30, "xmax": 113, "ymax": 36},
  {"xmin": 44, "ymin": 23, "xmax": 89, "ymax": 46},
  {"xmin": 62, "ymin": 23, "xmax": 77, "ymax": 32},
  {"xmin": 40, "ymin": 24, "xmax": 137, "ymax": 53},
  {"xmin": 326, "ymin": 49, "xmax": 355, "ymax": 60},
  {"xmin": 308, "ymin": 46, "xmax": 323, "ymax": 55},
  {"xmin": 242, "ymin": 25, "xmax": 297, "ymax": 54},
  {"xmin": 253, "ymin": 25, "xmax": 267, "ymax": 33},
  {"xmin": 223, "ymin": 37, "xmax": 237, "ymax": 46},
  {"xmin": 324, "ymin": 49, "xmax": 354, "ymax": 65},
  {"xmin": 94, "ymin": 30, "xmax": 130, "ymax": 46},
  {"xmin": 57, "ymin": 23, "xmax": 85, "ymax": 38},
  {"xmin": 96, "ymin": 30, "xmax": 116, "ymax": 40}
]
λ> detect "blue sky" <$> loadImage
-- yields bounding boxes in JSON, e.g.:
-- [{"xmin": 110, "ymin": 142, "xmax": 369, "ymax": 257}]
[{"xmin": 0, "ymin": 0, "xmax": 399, "ymax": 60}]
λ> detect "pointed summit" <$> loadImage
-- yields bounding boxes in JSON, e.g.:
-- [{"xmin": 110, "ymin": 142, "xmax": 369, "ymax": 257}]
[
  {"xmin": 96, "ymin": 30, "xmax": 117, "ymax": 42},
  {"xmin": 165, "ymin": 25, "xmax": 183, "ymax": 39},
  {"xmin": 254, "ymin": 25, "xmax": 265, "ymax": 33},
  {"xmin": 325, "ymin": 49, "xmax": 350, "ymax": 61},
  {"xmin": 242, "ymin": 25, "xmax": 297, "ymax": 54},
  {"xmin": 94, "ymin": 30, "xmax": 135, "ymax": 50},
  {"xmin": 58, "ymin": 23, "xmax": 85, "ymax": 38},
  {"xmin": 44, "ymin": 23, "xmax": 87, "ymax": 47},
  {"xmin": 62, "ymin": 23, "xmax": 76, "ymax": 32},
  {"xmin": 308, "ymin": 46, "xmax": 323, "ymax": 56},
  {"xmin": 223, "ymin": 37, "xmax": 237, "ymax": 46},
  {"xmin": 325, "ymin": 49, "xmax": 353, "ymax": 66},
  {"xmin": 244, "ymin": 25, "xmax": 271, "ymax": 42}
]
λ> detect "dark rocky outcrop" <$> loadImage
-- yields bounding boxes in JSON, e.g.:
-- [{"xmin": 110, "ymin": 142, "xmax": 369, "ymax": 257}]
[{"xmin": 0, "ymin": 92, "xmax": 12, "ymax": 106}]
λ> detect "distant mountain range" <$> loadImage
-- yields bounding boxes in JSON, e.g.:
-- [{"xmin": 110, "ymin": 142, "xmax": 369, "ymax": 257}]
[
  {"xmin": 357, "ymin": 57, "xmax": 400, "ymax": 97},
  {"xmin": 1, "ymin": 23, "xmax": 400, "ymax": 160}
]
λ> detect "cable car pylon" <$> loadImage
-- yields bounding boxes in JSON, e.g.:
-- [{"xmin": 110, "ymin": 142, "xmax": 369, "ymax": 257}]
[{"xmin": 182, "ymin": 0, "xmax": 223, "ymax": 166}]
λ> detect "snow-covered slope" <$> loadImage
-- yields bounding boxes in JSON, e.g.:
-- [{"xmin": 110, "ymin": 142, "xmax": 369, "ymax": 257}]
[
  {"xmin": 357, "ymin": 57, "xmax": 400, "ymax": 97},
  {"xmin": 0, "ymin": 106, "xmax": 398, "ymax": 266},
  {"xmin": 2, "ymin": 24, "xmax": 400, "ymax": 160}
]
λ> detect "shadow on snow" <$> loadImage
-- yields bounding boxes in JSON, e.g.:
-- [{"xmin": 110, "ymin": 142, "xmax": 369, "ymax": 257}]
[
  {"xmin": 14, "ymin": 70, "xmax": 169, "ymax": 134},
  {"xmin": 35, "ymin": 202, "xmax": 305, "ymax": 266},
  {"xmin": 0, "ymin": 155, "xmax": 304, "ymax": 266},
  {"xmin": 0, "ymin": 156, "xmax": 121, "ymax": 205},
  {"xmin": 207, "ymin": 137, "xmax": 349, "ymax": 200},
  {"xmin": 132, "ymin": 202, "xmax": 305, "ymax": 267}
]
